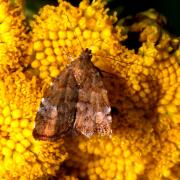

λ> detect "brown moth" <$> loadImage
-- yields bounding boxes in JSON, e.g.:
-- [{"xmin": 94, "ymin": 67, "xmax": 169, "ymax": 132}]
[{"xmin": 33, "ymin": 48, "xmax": 112, "ymax": 141}]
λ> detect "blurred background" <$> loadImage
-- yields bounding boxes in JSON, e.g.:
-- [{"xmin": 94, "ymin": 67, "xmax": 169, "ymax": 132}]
[{"xmin": 25, "ymin": 0, "xmax": 180, "ymax": 36}]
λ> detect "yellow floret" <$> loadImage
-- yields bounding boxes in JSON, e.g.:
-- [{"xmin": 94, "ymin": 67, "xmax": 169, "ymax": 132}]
[
  {"xmin": 2, "ymin": 147, "xmax": 12, "ymax": 157},
  {"xmin": 16, "ymin": 143, "xmax": 26, "ymax": 153},
  {"xmin": 33, "ymin": 41, "xmax": 44, "ymax": 51},
  {"xmin": 31, "ymin": 59, "xmax": 40, "ymax": 68},
  {"xmin": 2, "ymin": 106, "xmax": 11, "ymax": 117},
  {"xmin": 6, "ymin": 140, "xmax": 15, "ymax": 149},
  {"xmin": 11, "ymin": 109, "xmax": 22, "ymax": 119}
]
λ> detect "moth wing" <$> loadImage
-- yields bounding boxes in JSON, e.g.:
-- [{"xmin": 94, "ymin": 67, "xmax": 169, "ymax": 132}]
[
  {"xmin": 74, "ymin": 70, "xmax": 112, "ymax": 138},
  {"xmin": 33, "ymin": 67, "xmax": 78, "ymax": 141}
]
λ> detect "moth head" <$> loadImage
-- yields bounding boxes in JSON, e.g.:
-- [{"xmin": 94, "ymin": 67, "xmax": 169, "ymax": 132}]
[{"xmin": 79, "ymin": 48, "xmax": 92, "ymax": 61}]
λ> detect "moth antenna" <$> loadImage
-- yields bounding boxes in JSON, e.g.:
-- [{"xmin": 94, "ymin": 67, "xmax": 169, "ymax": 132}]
[
  {"xmin": 87, "ymin": 33, "xmax": 134, "ymax": 69},
  {"xmin": 95, "ymin": 53, "xmax": 133, "ymax": 66},
  {"xmin": 64, "ymin": 12, "xmax": 84, "ymax": 51}
]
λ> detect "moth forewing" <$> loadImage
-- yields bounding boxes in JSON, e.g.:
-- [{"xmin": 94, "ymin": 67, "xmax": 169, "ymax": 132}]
[
  {"xmin": 72, "ymin": 49, "xmax": 112, "ymax": 137},
  {"xmin": 33, "ymin": 66, "xmax": 78, "ymax": 141}
]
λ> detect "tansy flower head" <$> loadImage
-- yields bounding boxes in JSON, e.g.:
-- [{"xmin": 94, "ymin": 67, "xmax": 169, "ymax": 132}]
[
  {"xmin": 0, "ymin": 0, "xmax": 30, "ymax": 78},
  {"xmin": 0, "ymin": 71, "xmax": 67, "ymax": 179}
]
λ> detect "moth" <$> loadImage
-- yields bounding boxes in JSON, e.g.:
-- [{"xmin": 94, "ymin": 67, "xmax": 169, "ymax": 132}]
[{"xmin": 33, "ymin": 48, "xmax": 112, "ymax": 141}]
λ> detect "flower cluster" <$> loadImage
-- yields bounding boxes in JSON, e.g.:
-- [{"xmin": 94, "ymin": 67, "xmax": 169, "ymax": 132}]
[
  {"xmin": 0, "ymin": 0, "xmax": 179, "ymax": 179},
  {"xmin": 0, "ymin": 1, "xmax": 67, "ymax": 179},
  {"xmin": 0, "ymin": 70, "xmax": 67, "ymax": 179},
  {"xmin": 30, "ymin": 0, "xmax": 128, "ymax": 82},
  {"xmin": 0, "ymin": 0, "xmax": 30, "ymax": 78}
]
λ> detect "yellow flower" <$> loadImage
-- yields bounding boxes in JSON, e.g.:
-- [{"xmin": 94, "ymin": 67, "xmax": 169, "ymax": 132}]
[
  {"xmin": 0, "ymin": 0, "xmax": 30, "ymax": 78},
  {"xmin": 0, "ymin": 0, "xmax": 179, "ymax": 179},
  {"xmin": 46, "ymin": 3, "xmax": 179, "ymax": 180},
  {"xmin": 0, "ymin": 71, "xmax": 67, "ymax": 179}
]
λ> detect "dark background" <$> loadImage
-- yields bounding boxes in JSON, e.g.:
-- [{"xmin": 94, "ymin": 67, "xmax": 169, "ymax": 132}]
[{"xmin": 26, "ymin": 0, "xmax": 180, "ymax": 36}]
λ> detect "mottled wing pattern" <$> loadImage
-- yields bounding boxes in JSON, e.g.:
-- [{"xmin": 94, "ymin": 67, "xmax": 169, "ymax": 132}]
[
  {"xmin": 73, "ymin": 58, "xmax": 112, "ymax": 137},
  {"xmin": 33, "ymin": 48, "xmax": 112, "ymax": 140},
  {"xmin": 33, "ymin": 67, "xmax": 78, "ymax": 141}
]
